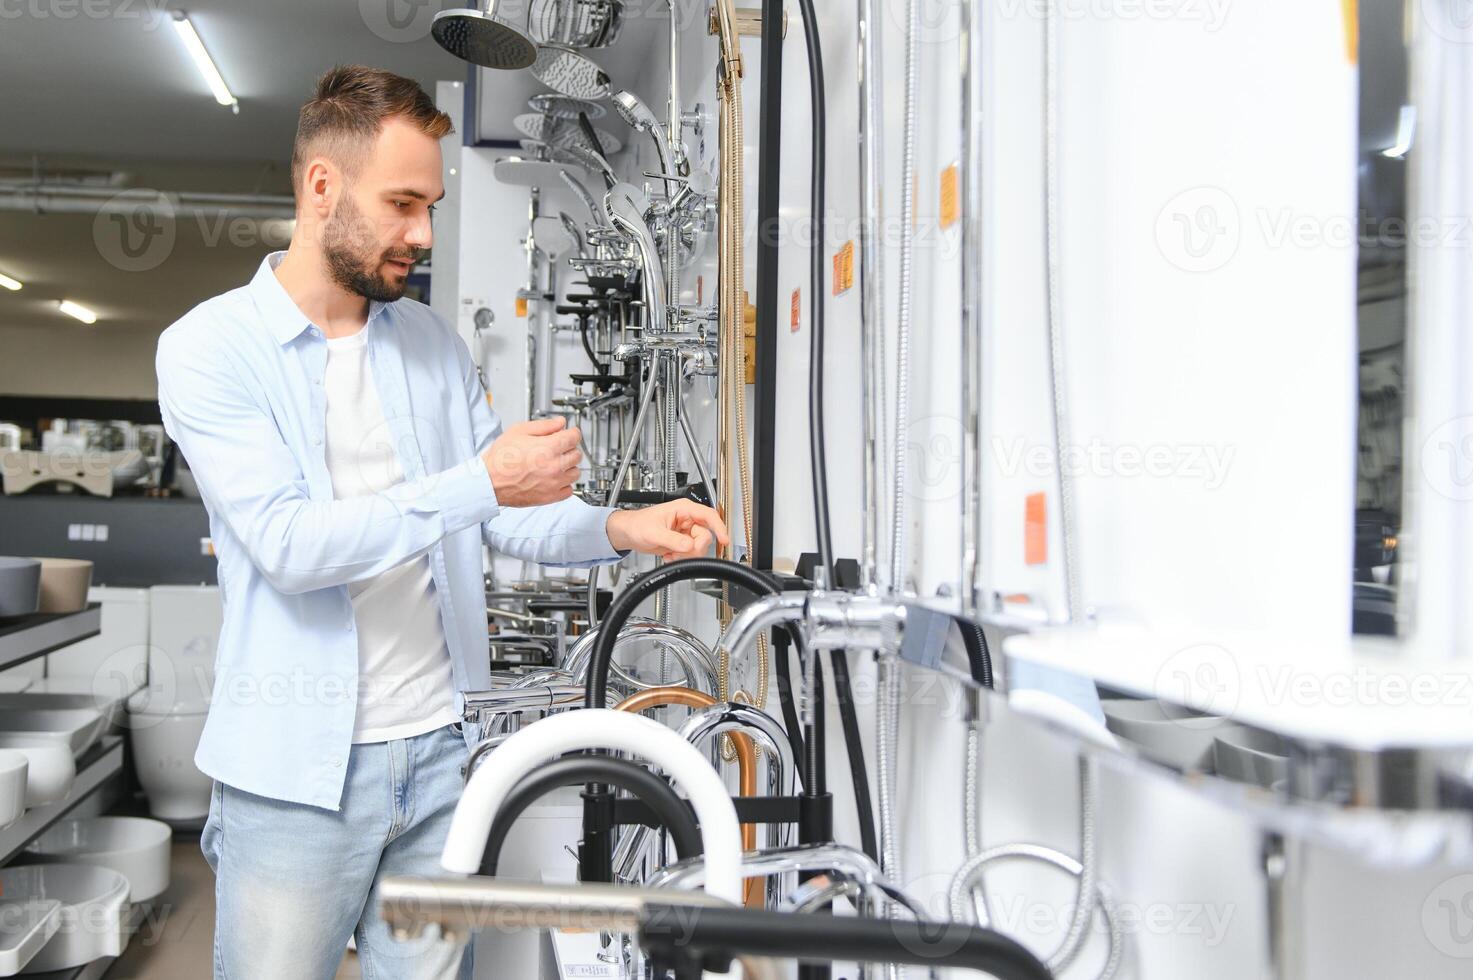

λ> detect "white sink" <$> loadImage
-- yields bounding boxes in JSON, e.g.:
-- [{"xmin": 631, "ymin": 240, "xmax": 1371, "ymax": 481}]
[
  {"xmin": 0, "ymin": 750, "xmax": 27, "ymax": 830},
  {"xmin": 0, "ymin": 692, "xmax": 126, "ymax": 740},
  {"xmin": 0, "ymin": 865, "xmax": 130, "ymax": 974},
  {"xmin": 27, "ymin": 817, "xmax": 173, "ymax": 903},
  {"xmin": 1, "ymin": 744, "xmax": 74, "ymax": 808},
  {"xmin": 0, "ymin": 707, "xmax": 106, "ymax": 758},
  {"xmin": 0, "ymin": 897, "xmax": 60, "ymax": 977}
]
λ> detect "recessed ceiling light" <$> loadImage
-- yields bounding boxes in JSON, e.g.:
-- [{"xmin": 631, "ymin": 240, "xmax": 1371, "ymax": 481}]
[
  {"xmin": 58, "ymin": 300, "xmax": 98, "ymax": 324},
  {"xmin": 172, "ymin": 10, "xmax": 238, "ymax": 112},
  {"xmin": 0, "ymin": 272, "xmax": 21, "ymax": 291}
]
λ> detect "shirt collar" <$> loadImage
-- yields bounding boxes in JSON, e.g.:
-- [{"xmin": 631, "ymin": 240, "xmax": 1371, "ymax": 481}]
[{"xmin": 251, "ymin": 251, "xmax": 389, "ymax": 346}]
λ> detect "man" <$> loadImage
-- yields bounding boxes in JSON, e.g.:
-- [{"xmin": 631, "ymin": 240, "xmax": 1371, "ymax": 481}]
[{"xmin": 155, "ymin": 65, "xmax": 728, "ymax": 979}]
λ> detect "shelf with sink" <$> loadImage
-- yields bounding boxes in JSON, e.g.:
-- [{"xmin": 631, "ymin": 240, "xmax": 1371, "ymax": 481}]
[{"xmin": 0, "ymin": 605, "xmax": 101, "ymax": 675}]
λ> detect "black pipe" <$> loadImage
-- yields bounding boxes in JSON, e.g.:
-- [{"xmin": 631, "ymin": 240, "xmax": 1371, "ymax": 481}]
[
  {"xmin": 961, "ymin": 621, "xmax": 995, "ymax": 689},
  {"xmin": 771, "ymin": 627, "xmax": 807, "ymax": 791},
  {"xmin": 752, "ymin": 0, "xmax": 783, "ymax": 574},
  {"xmin": 478, "ymin": 756, "xmax": 703, "ymax": 877},
  {"xmin": 639, "ymin": 904, "xmax": 1053, "ymax": 980},
  {"xmin": 791, "ymin": 0, "xmax": 834, "ymax": 583},
  {"xmin": 828, "ymin": 650, "xmax": 878, "ymax": 860},
  {"xmin": 583, "ymin": 559, "xmax": 789, "ymax": 709}
]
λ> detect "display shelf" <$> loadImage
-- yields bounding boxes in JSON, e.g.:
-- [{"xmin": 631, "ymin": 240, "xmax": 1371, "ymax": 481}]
[
  {"xmin": 0, "ymin": 736, "xmax": 124, "ymax": 867},
  {"xmin": 22, "ymin": 904, "xmax": 146, "ymax": 980},
  {"xmin": 0, "ymin": 605, "xmax": 101, "ymax": 673}
]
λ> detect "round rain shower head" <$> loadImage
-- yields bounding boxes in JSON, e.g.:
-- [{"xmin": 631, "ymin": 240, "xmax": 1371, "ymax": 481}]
[
  {"xmin": 493, "ymin": 156, "xmax": 579, "ymax": 188},
  {"xmin": 529, "ymin": 0, "xmax": 623, "ymax": 48},
  {"xmin": 514, "ymin": 115, "xmax": 622, "ymax": 155},
  {"xmin": 431, "ymin": 5, "xmax": 537, "ymax": 70},
  {"xmin": 527, "ymin": 93, "xmax": 606, "ymax": 121},
  {"xmin": 530, "ymin": 44, "xmax": 611, "ymax": 100}
]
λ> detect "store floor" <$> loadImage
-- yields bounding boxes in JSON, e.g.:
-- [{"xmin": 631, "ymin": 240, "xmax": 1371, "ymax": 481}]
[{"xmin": 109, "ymin": 838, "xmax": 361, "ymax": 979}]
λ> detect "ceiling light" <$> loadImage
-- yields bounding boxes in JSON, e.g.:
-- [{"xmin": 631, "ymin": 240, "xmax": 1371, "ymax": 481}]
[
  {"xmin": 1382, "ymin": 105, "xmax": 1416, "ymax": 159},
  {"xmin": 58, "ymin": 300, "xmax": 98, "ymax": 324},
  {"xmin": 0, "ymin": 272, "xmax": 21, "ymax": 291},
  {"xmin": 172, "ymin": 11, "xmax": 238, "ymax": 112}
]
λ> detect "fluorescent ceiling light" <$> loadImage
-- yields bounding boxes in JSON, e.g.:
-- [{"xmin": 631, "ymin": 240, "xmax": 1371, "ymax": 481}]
[
  {"xmin": 172, "ymin": 11, "xmax": 238, "ymax": 110},
  {"xmin": 0, "ymin": 272, "xmax": 21, "ymax": 291},
  {"xmin": 57, "ymin": 300, "xmax": 98, "ymax": 324},
  {"xmin": 1382, "ymin": 105, "xmax": 1416, "ymax": 159}
]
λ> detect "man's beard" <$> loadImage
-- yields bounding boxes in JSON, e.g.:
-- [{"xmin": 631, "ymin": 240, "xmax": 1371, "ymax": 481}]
[{"xmin": 322, "ymin": 193, "xmax": 418, "ymax": 303}]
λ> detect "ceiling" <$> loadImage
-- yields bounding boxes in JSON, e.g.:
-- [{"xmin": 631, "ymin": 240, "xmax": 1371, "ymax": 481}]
[{"xmin": 0, "ymin": 0, "xmax": 661, "ymax": 352}]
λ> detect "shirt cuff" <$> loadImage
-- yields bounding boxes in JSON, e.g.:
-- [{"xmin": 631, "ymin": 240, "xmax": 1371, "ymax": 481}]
[
  {"xmin": 582, "ymin": 505, "xmax": 628, "ymax": 563},
  {"xmin": 434, "ymin": 455, "xmax": 500, "ymax": 532}
]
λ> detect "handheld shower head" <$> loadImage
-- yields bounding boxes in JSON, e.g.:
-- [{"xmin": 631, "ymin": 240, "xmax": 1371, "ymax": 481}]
[
  {"xmin": 611, "ymin": 89, "xmax": 677, "ymax": 183},
  {"xmin": 605, "ymin": 182, "xmax": 666, "ymax": 332},
  {"xmin": 431, "ymin": 3, "xmax": 537, "ymax": 70}
]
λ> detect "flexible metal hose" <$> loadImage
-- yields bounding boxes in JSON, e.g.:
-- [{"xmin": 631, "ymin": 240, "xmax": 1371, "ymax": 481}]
[
  {"xmin": 959, "ymin": 750, "xmax": 1111, "ymax": 977},
  {"xmin": 888, "ymin": 0, "xmax": 920, "ymax": 594},
  {"xmin": 949, "ymin": 839, "xmax": 1124, "ymax": 980},
  {"xmin": 1043, "ymin": 0, "xmax": 1081, "ymax": 620}
]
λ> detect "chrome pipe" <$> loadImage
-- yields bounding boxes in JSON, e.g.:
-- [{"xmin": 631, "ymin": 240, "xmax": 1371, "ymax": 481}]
[
  {"xmin": 564, "ymin": 618, "xmax": 720, "ymax": 693},
  {"xmin": 958, "ymin": 0, "xmax": 984, "ymax": 617},
  {"xmin": 857, "ymin": 0, "xmax": 888, "ymax": 593}
]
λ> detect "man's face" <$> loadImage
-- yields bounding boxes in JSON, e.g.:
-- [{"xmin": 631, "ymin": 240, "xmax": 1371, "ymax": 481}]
[{"xmin": 321, "ymin": 117, "xmax": 445, "ymax": 303}]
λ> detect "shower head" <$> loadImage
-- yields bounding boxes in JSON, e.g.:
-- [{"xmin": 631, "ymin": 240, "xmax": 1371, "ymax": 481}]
[
  {"xmin": 604, "ymin": 182, "xmax": 666, "ymax": 332},
  {"xmin": 431, "ymin": 3, "xmax": 537, "ymax": 70},
  {"xmin": 514, "ymin": 114, "xmax": 622, "ymax": 155},
  {"xmin": 611, "ymin": 89, "xmax": 676, "ymax": 181},
  {"xmin": 558, "ymin": 141, "xmax": 618, "ymax": 189},
  {"xmin": 559, "ymin": 212, "xmax": 586, "ymax": 255},
  {"xmin": 493, "ymin": 156, "xmax": 579, "ymax": 188},
  {"xmin": 527, "ymin": 93, "xmax": 606, "ymax": 121},
  {"xmin": 530, "ymin": 44, "xmax": 612, "ymax": 100},
  {"xmin": 559, "ymin": 170, "xmax": 612, "ymax": 230}
]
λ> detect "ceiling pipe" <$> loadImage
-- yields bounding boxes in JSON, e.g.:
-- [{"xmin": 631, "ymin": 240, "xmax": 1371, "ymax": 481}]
[{"xmin": 0, "ymin": 184, "xmax": 295, "ymax": 220}]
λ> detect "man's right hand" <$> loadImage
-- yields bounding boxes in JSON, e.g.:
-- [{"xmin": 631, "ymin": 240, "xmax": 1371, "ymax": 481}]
[{"xmin": 482, "ymin": 417, "xmax": 582, "ymax": 506}]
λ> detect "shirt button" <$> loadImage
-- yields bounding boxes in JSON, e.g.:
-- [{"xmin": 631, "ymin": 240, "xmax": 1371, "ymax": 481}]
[
  {"xmin": 331, "ymin": 758, "xmax": 342, "ymax": 768},
  {"xmin": 313, "ymin": 378, "xmax": 322, "ymax": 386},
  {"xmin": 313, "ymin": 437, "xmax": 322, "ymax": 447}
]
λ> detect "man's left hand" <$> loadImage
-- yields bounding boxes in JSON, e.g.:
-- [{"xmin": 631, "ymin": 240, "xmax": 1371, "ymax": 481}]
[{"xmin": 606, "ymin": 500, "xmax": 730, "ymax": 561}]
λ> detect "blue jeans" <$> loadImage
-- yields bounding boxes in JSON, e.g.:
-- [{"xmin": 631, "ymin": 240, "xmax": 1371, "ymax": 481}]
[{"xmin": 202, "ymin": 724, "xmax": 473, "ymax": 980}]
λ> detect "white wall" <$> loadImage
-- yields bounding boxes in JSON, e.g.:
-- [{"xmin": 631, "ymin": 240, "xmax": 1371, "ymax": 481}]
[{"xmin": 445, "ymin": 1, "xmax": 1473, "ymax": 976}]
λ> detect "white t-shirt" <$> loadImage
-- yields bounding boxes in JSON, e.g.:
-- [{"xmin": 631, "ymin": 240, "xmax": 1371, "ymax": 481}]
[{"xmin": 322, "ymin": 328, "xmax": 460, "ymax": 743}]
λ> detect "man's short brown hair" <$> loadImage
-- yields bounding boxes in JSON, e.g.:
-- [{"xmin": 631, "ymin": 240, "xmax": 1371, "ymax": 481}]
[{"xmin": 290, "ymin": 65, "xmax": 453, "ymax": 198}]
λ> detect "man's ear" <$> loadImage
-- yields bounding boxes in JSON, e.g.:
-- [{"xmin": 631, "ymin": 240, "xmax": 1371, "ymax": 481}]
[{"xmin": 301, "ymin": 158, "xmax": 338, "ymax": 220}]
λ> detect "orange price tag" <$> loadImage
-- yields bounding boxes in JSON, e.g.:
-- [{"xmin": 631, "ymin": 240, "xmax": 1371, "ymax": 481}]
[
  {"xmin": 1024, "ymin": 492, "xmax": 1047, "ymax": 566},
  {"xmin": 790, "ymin": 288, "xmax": 801, "ymax": 332},
  {"xmin": 832, "ymin": 240, "xmax": 855, "ymax": 295},
  {"xmin": 940, "ymin": 163, "xmax": 960, "ymax": 229},
  {"xmin": 515, "ymin": 296, "xmax": 528, "ymax": 318}
]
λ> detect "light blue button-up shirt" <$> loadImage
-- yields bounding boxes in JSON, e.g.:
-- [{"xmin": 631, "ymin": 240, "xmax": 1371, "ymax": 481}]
[{"xmin": 156, "ymin": 253, "xmax": 620, "ymax": 810}]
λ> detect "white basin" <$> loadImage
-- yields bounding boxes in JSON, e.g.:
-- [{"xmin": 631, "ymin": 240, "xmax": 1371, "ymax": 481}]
[
  {"xmin": 1, "ymin": 744, "xmax": 75, "ymax": 808},
  {"xmin": 0, "ymin": 750, "xmax": 27, "ymax": 830},
  {"xmin": 0, "ymin": 708, "xmax": 106, "ymax": 758},
  {"xmin": 0, "ymin": 897, "xmax": 60, "ymax": 977},
  {"xmin": 0, "ymin": 864, "xmax": 130, "ymax": 974},
  {"xmin": 1101, "ymin": 697, "xmax": 1224, "ymax": 772},
  {"xmin": 27, "ymin": 817, "xmax": 172, "ymax": 903},
  {"xmin": 0, "ymin": 693, "xmax": 126, "ymax": 740}
]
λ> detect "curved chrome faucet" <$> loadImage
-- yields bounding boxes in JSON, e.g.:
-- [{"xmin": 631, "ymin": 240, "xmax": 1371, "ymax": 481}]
[{"xmin": 564, "ymin": 618, "xmax": 719, "ymax": 694}]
